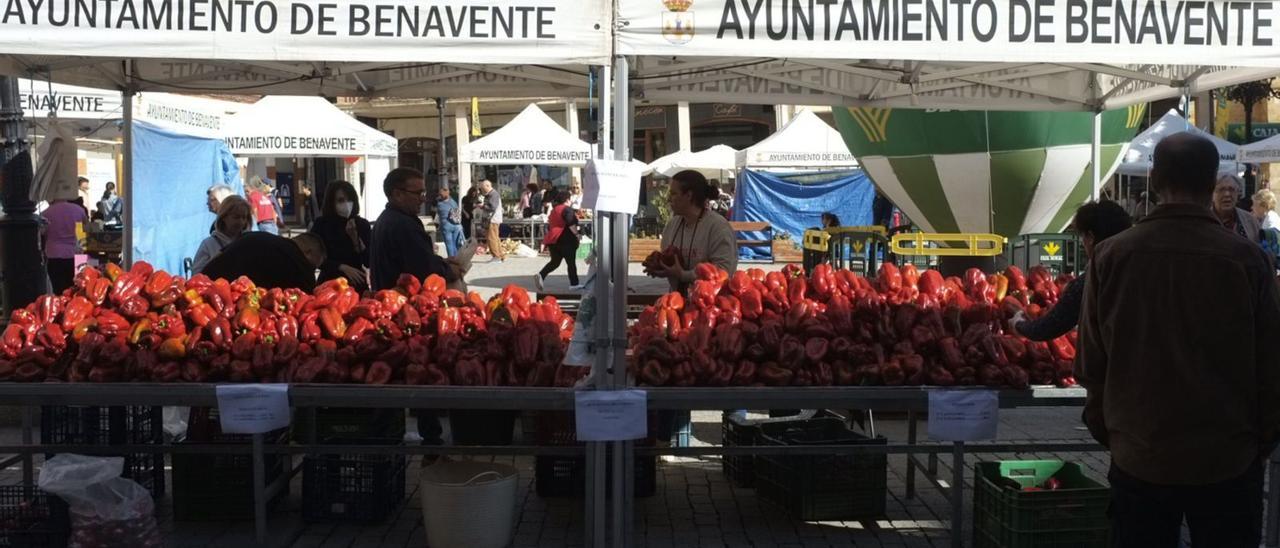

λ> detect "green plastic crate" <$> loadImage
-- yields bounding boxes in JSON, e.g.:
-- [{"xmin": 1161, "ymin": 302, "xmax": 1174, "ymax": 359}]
[{"xmin": 974, "ymin": 460, "xmax": 1110, "ymax": 548}]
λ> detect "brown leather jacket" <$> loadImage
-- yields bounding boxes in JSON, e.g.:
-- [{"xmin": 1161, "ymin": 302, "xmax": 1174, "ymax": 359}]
[{"xmin": 1077, "ymin": 203, "xmax": 1280, "ymax": 485}]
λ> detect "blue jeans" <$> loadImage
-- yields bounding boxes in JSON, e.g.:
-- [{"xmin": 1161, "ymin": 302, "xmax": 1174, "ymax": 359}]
[
  {"xmin": 442, "ymin": 224, "xmax": 464, "ymax": 257},
  {"xmin": 257, "ymin": 220, "xmax": 278, "ymax": 235}
]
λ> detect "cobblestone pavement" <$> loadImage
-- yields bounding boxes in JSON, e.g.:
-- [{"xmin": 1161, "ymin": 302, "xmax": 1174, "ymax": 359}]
[{"xmin": 4, "ymin": 406, "xmax": 1135, "ymax": 547}]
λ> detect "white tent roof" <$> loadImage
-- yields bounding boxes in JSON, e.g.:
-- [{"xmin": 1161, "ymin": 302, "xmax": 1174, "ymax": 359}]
[
  {"xmin": 648, "ymin": 145, "xmax": 738, "ymax": 177},
  {"xmin": 1119, "ymin": 110, "xmax": 1239, "ymax": 176},
  {"xmin": 737, "ymin": 110, "xmax": 858, "ymax": 169},
  {"xmin": 1237, "ymin": 131, "xmax": 1280, "ymax": 164},
  {"xmin": 222, "ymin": 96, "xmax": 396, "ymax": 158},
  {"xmin": 463, "ymin": 104, "xmax": 592, "ymax": 167}
]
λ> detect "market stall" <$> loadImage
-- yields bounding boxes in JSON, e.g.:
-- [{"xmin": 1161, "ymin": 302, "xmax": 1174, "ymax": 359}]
[
  {"xmin": 646, "ymin": 143, "xmax": 737, "ymax": 178},
  {"xmin": 1120, "ymin": 109, "xmax": 1240, "ymax": 176},
  {"xmin": 221, "ymin": 96, "xmax": 398, "ymax": 220}
]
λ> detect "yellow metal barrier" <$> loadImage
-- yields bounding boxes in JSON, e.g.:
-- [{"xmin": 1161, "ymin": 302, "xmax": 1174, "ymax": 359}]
[
  {"xmin": 802, "ymin": 230, "xmax": 831, "ymax": 252},
  {"xmin": 890, "ymin": 233, "xmax": 1005, "ymax": 257}
]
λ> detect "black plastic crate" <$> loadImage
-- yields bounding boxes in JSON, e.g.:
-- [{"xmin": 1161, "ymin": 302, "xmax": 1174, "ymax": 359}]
[
  {"xmin": 450, "ymin": 410, "xmax": 518, "ymax": 446},
  {"xmin": 721, "ymin": 410, "xmax": 825, "ymax": 488},
  {"xmin": 0, "ymin": 485, "xmax": 69, "ymax": 548},
  {"xmin": 756, "ymin": 418, "xmax": 887, "ymax": 521},
  {"xmin": 294, "ymin": 408, "xmax": 405, "ymax": 444},
  {"xmin": 39, "ymin": 406, "xmax": 165, "ymax": 498},
  {"xmin": 534, "ymin": 451, "xmax": 656, "ymax": 498},
  {"xmin": 974, "ymin": 461, "xmax": 1110, "ymax": 548},
  {"xmin": 302, "ymin": 438, "xmax": 407, "ymax": 523},
  {"xmin": 171, "ymin": 408, "xmax": 290, "ymax": 521}
]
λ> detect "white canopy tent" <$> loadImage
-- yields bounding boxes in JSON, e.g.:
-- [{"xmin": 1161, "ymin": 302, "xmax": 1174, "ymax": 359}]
[
  {"xmin": 222, "ymin": 95, "xmax": 397, "ymax": 218},
  {"xmin": 737, "ymin": 110, "xmax": 858, "ymax": 170},
  {"xmin": 647, "ymin": 144, "xmax": 738, "ymax": 178},
  {"xmin": 1238, "ymin": 131, "xmax": 1280, "ymax": 164},
  {"xmin": 1119, "ymin": 109, "xmax": 1239, "ymax": 176},
  {"xmin": 462, "ymin": 104, "xmax": 592, "ymax": 167}
]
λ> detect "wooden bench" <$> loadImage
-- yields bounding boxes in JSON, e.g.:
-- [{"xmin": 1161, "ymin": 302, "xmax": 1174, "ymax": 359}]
[{"xmin": 729, "ymin": 221, "xmax": 774, "ymax": 263}]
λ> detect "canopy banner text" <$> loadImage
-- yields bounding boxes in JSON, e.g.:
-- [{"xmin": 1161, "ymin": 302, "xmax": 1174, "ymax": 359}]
[
  {"xmin": 619, "ymin": 0, "xmax": 1280, "ymax": 66},
  {"xmin": 0, "ymin": 0, "xmax": 608, "ymax": 64}
]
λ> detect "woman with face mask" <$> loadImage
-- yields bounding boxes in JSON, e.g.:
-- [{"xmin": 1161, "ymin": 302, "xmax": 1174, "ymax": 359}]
[{"xmin": 307, "ymin": 180, "xmax": 372, "ymax": 292}]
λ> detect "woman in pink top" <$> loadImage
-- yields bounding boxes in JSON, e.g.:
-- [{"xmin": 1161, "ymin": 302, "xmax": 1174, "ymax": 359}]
[{"xmin": 41, "ymin": 199, "xmax": 88, "ymax": 293}]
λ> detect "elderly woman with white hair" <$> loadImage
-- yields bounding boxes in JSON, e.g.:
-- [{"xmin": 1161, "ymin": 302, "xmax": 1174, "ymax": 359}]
[
  {"xmin": 1252, "ymin": 188, "xmax": 1280, "ymax": 231},
  {"xmin": 1213, "ymin": 174, "xmax": 1261, "ymax": 243}
]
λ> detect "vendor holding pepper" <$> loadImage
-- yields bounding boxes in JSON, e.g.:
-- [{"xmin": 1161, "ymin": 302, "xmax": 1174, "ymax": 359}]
[
  {"xmin": 1009, "ymin": 201, "xmax": 1131, "ymax": 340},
  {"xmin": 652, "ymin": 170, "xmax": 738, "ymax": 293}
]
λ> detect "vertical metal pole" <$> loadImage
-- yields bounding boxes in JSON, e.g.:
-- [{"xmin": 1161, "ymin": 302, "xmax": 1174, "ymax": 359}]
[
  {"xmin": 436, "ymin": 98, "xmax": 448, "ymax": 193},
  {"xmin": 21, "ymin": 406, "xmax": 32, "ymax": 488},
  {"xmin": 1090, "ymin": 110, "xmax": 1102, "ymax": 201},
  {"xmin": 1267, "ymin": 446, "xmax": 1280, "ymax": 547},
  {"xmin": 951, "ymin": 442, "xmax": 964, "ymax": 548},
  {"xmin": 905, "ymin": 411, "xmax": 917, "ymax": 499},
  {"xmin": 122, "ymin": 61, "xmax": 136, "ymax": 266},
  {"xmin": 252, "ymin": 432, "xmax": 266, "ymax": 544},
  {"xmin": 585, "ymin": 62, "xmax": 612, "ymax": 548},
  {"xmin": 610, "ymin": 54, "xmax": 633, "ymax": 548}
]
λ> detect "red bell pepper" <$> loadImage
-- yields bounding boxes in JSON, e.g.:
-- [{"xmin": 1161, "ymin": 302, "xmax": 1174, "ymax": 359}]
[
  {"xmin": 438, "ymin": 307, "xmax": 461, "ymax": 336},
  {"xmin": 158, "ymin": 337, "xmax": 186, "ymax": 360},
  {"xmin": 1050, "ymin": 336, "xmax": 1076, "ymax": 361},
  {"xmin": 422, "ymin": 274, "xmax": 447, "ymax": 298},
  {"xmin": 127, "ymin": 318, "xmax": 153, "ymax": 346},
  {"xmin": 94, "ymin": 310, "xmax": 129, "ymax": 338},
  {"xmin": 231, "ymin": 331, "xmax": 257, "ymax": 361},
  {"xmin": 119, "ymin": 295, "xmax": 149, "ymax": 319},
  {"xmin": 251, "ymin": 344, "xmax": 275, "ymax": 378},
  {"xmin": 277, "ymin": 314, "xmax": 299, "ymax": 340},
  {"xmin": 144, "ymin": 270, "xmax": 172, "ymax": 298},
  {"xmin": 186, "ymin": 302, "xmax": 217, "ymax": 328},
  {"xmin": 343, "ymin": 317, "xmax": 374, "ymax": 345},
  {"xmin": 394, "ymin": 305, "xmax": 422, "ymax": 335},
  {"xmin": 348, "ymin": 299, "xmax": 385, "ymax": 322},
  {"xmin": 396, "ymin": 273, "xmax": 422, "ymax": 296},
  {"xmin": 877, "ymin": 263, "xmax": 902, "ymax": 294},
  {"xmin": 60, "ymin": 296, "xmax": 93, "ymax": 332},
  {"xmin": 318, "ymin": 307, "xmax": 347, "ymax": 339}
]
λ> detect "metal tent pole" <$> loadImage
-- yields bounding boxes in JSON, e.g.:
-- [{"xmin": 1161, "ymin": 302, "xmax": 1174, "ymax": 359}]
[
  {"xmin": 610, "ymin": 53, "xmax": 633, "ymax": 548},
  {"xmin": 122, "ymin": 61, "xmax": 136, "ymax": 266},
  {"xmin": 1091, "ymin": 110, "xmax": 1102, "ymax": 201},
  {"xmin": 436, "ymin": 98, "xmax": 448, "ymax": 193},
  {"xmin": 585, "ymin": 61, "xmax": 613, "ymax": 548}
]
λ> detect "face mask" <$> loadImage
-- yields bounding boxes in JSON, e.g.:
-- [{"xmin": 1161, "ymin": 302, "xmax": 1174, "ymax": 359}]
[{"xmin": 336, "ymin": 202, "xmax": 354, "ymax": 218}]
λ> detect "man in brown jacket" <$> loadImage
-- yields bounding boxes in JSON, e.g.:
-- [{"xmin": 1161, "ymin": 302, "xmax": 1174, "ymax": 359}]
[{"xmin": 1077, "ymin": 132, "xmax": 1280, "ymax": 546}]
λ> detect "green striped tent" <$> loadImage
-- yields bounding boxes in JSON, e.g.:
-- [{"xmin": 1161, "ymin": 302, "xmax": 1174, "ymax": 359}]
[{"xmin": 833, "ymin": 106, "xmax": 1146, "ymax": 238}]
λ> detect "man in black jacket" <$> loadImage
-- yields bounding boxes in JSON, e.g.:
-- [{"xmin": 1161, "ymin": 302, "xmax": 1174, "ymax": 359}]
[
  {"xmin": 370, "ymin": 168, "xmax": 461, "ymax": 291},
  {"xmin": 371, "ymin": 167, "xmax": 463, "ymax": 451}
]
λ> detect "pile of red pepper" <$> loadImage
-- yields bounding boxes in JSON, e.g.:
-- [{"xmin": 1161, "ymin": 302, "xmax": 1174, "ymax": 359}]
[
  {"xmin": 0, "ymin": 262, "xmax": 584, "ymax": 386},
  {"xmin": 630, "ymin": 262, "xmax": 1078, "ymax": 388}
]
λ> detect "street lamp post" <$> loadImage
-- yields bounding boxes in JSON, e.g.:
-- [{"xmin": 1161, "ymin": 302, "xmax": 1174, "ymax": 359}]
[{"xmin": 0, "ymin": 75, "xmax": 47, "ymax": 313}]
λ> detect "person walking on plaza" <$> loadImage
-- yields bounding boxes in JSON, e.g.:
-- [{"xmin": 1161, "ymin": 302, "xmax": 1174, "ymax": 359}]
[
  {"xmin": 370, "ymin": 167, "xmax": 463, "ymax": 449},
  {"xmin": 97, "ymin": 182, "xmax": 122, "ymax": 225},
  {"xmin": 77, "ymin": 177, "xmax": 92, "ymax": 213},
  {"xmin": 1213, "ymin": 174, "xmax": 1261, "ymax": 244},
  {"xmin": 1010, "ymin": 201, "xmax": 1131, "ymax": 342},
  {"xmin": 651, "ymin": 170, "xmax": 738, "ymax": 294},
  {"xmin": 1076, "ymin": 132, "xmax": 1280, "ymax": 547},
  {"xmin": 534, "ymin": 190, "xmax": 581, "ymax": 292},
  {"xmin": 40, "ymin": 196, "xmax": 87, "ymax": 294},
  {"xmin": 461, "ymin": 186, "xmax": 480, "ymax": 240},
  {"xmin": 192, "ymin": 195, "xmax": 252, "ymax": 275},
  {"xmin": 434, "ymin": 187, "xmax": 465, "ymax": 258},
  {"xmin": 248, "ymin": 177, "xmax": 280, "ymax": 235},
  {"xmin": 478, "ymin": 179, "xmax": 506, "ymax": 261},
  {"xmin": 308, "ymin": 180, "xmax": 371, "ymax": 293}
]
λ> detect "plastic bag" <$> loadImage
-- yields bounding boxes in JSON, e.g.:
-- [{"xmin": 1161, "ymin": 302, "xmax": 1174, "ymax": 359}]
[
  {"xmin": 563, "ymin": 258, "xmax": 598, "ymax": 368},
  {"xmin": 512, "ymin": 243, "xmax": 538, "ymax": 258},
  {"xmin": 38, "ymin": 455, "xmax": 163, "ymax": 548}
]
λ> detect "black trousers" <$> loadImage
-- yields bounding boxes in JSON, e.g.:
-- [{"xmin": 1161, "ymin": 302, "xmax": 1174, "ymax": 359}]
[
  {"xmin": 1109, "ymin": 459, "xmax": 1263, "ymax": 548},
  {"xmin": 538, "ymin": 237, "xmax": 579, "ymax": 286},
  {"xmin": 47, "ymin": 257, "xmax": 75, "ymax": 294}
]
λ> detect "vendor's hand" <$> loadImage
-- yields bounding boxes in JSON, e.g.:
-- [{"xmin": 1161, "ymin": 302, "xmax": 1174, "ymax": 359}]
[
  {"xmin": 663, "ymin": 261, "xmax": 686, "ymax": 283},
  {"xmin": 446, "ymin": 258, "xmax": 468, "ymax": 279},
  {"xmin": 1006, "ymin": 310, "xmax": 1027, "ymax": 335},
  {"xmin": 338, "ymin": 264, "xmax": 368, "ymax": 287}
]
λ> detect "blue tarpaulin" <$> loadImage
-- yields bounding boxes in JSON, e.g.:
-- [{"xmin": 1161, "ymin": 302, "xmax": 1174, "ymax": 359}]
[
  {"xmin": 732, "ymin": 169, "xmax": 875, "ymax": 260},
  {"xmin": 132, "ymin": 121, "xmax": 241, "ymax": 276}
]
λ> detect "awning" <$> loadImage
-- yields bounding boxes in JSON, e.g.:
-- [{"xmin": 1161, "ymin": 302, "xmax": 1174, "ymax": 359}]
[
  {"xmin": 737, "ymin": 110, "xmax": 858, "ymax": 169},
  {"xmin": 463, "ymin": 104, "xmax": 592, "ymax": 167},
  {"xmin": 648, "ymin": 144, "xmax": 737, "ymax": 177},
  {"xmin": 222, "ymin": 96, "xmax": 396, "ymax": 158},
  {"xmin": 1120, "ymin": 109, "xmax": 1239, "ymax": 176}
]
